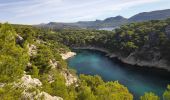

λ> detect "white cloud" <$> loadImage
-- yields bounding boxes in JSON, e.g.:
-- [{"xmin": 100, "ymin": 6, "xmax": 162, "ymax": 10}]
[{"xmin": 0, "ymin": 0, "xmax": 161, "ymax": 24}]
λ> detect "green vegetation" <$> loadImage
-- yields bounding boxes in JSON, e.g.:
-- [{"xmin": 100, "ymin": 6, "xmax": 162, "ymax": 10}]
[
  {"xmin": 163, "ymin": 85, "xmax": 170, "ymax": 100},
  {"xmin": 0, "ymin": 23, "xmax": 29, "ymax": 82},
  {"xmin": 0, "ymin": 18, "xmax": 170, "ymax": 100},
  {"xmin": 40, "ymin": 69, "xmax": 71, "ymax": 100},
  {"xmin": 140, "ymin": 92, "xmax": 160, "ymax": 100},
  {"xmin": 0, "ymin": 23, "xmax": 133, "ymax": 100},
  {"xmin": 78, "ymin": 75, "xmax": 133, "ymax": 100},
  {"xmin": 0, "ymin": 84, "xmax": 23, "ymax": 100},
  {"xmin": 49, "ymin": 18, "xmax": 170, "ymax": 62},
  {"xmin": 41, "ymin": 18, "xmax": 170, "ymax": 99}
]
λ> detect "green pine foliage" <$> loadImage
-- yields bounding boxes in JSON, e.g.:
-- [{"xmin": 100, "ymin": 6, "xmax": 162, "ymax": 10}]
[
  {"xmin": 0, "ymin": 84, "xmax": 23, "ymax": 100},
  {"xmin": 140, "ymin": 92, "xmax": 160, "ymax": 100},
  {"xmin": 51, "ymin": 18, "xmax": 170, "ymax": 58},
  {"xmin": 0, "ymin": 23, "xmax": 29, "ymax": 83},
  {"xmin": 163, "ymin": 85, "xmax": 170, "ymax": 100},
  {"xmin": 78, "ymin": 75, "xmax": 133, "ymax": 100},
  {"xmin": 0, "ymin": 18, "xmax": 170, "ymax": 100}
]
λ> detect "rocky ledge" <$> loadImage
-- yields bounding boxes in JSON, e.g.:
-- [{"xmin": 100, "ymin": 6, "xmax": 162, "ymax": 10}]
[
  {"xmin": 61, "ymin": 70, "xmax": 78, "ymax": 86},
  {"xmin": 14, "ymin": 74, "xmax": 63, "ymax": 100},
  {"xmin": 118, "ymin": 54, "xmax": 170, "ymax": 71},
  {"xmin": 60, "ymin": 52, "xmax": 76, "ymax": 60}
]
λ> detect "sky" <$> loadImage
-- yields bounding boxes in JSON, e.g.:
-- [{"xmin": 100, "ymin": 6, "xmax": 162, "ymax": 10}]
[{"xmin": 0, "ymin": 0, "xmax": 170, "ymax": 24}]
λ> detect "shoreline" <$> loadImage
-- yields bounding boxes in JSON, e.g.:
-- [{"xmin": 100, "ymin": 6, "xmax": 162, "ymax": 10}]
[{"xmin": 73, "ymin": 46, "xmax": 170, "ymax": 72}]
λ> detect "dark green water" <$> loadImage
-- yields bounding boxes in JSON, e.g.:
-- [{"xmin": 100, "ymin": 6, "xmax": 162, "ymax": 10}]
[{"xmin": 67, "ymin": 49, "xmax": 170, "ymax": 99}]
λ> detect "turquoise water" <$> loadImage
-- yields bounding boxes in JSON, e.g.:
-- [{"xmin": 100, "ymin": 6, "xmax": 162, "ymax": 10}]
[{"xmin": 67, "ymin": 49, "xmax": 170, "ymax": 99}]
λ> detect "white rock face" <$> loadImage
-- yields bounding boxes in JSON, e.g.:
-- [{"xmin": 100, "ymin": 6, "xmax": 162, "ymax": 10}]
[
  {"xmin": 36, "ymin": 39, "xmax": 47, "ymax": 44},
  {"xmin": 60, "ymin": 52, "xmax": 76, "ymax": 60},
  {"xmin": 22, "ymin": 91, "xmax": 63, "ymax": 100},
  {"xmin": 28, "ymin": 44, "xmax": 37, "ymax": 56},
  {"xmin": 17, "ymin": 34, "xmax": 24, "ymax": 40},
  {"xmin": 49, "ymin": 59, "xmax": 58, "ymax": 69},
  {"xmin": 22, "ymin": 90, "xmax": 37, "ymax": 100},
  {"xmin": 16, "ymin": 34, "xmax": 24, "ymax": 44},
  {"xmin": 36, "ymin": 92, "xmax": 63, "ymax": 100},
  {"xmin": 20, "ymin": 75, "xmax": 63, "ymax": 100},
  {"xmin": 0, "ymin": 83, "xmax": 5, "ymax": 88},
  {"xmin": 62, "ymin": 71, "xmax": 78, "ymax": 86},
  {"xmin": 20, "ymin": 75, "xmax": 42, "ymax": 88},
  {"xmin": 118, "ymin": 55, "xmax": 170, "ymax": 71}
]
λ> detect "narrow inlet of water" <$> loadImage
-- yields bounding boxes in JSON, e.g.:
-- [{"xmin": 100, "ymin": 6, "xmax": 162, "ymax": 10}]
[{"xmin": 67, "ymin": 49, "xmax": 170, "ymax": 99}]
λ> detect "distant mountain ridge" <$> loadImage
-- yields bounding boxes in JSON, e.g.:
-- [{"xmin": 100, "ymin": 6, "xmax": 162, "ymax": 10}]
[
  {"xmin": 129, "ymin": 9, "xmax": 170, "ymax": 22},
  {"xmin": 37, "ymin": 9, "xmax": 170, "ymax": 30},
  {"xmin": 72, "ymin": 16, "xmax": 128, "ymax": 29}
]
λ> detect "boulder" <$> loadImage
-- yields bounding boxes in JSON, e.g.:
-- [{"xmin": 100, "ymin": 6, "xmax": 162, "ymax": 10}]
[
  {"xmin": 20, "ymin": 75, "xmax": 42, "ymax": 89},
  {"xmin": 22, "ymin": 90, "xmax": 63, "ymax": 100},
  {"xmin": 60, "ymin": 52, "xmax": 76, "ymax": 60},
  {"xmin": 49, "ymin": 59, "xmax": 58, "ymax": 69},
  {"xmin": 36, "ymin": 92, "xmax": 63, "ymax": 100},
  {"xmin": 16, "ymin": 34, "xmax": 24, "ymax": 45},
  {"xmin": 0, "ymin": 83, "xmax": 5, "ymax": 88},
  {"xmin": 62, "ymin": 70, "xmax": 78, "ymax": 86},
  {"xmin": 28, "ymin": 44, "xmax": 37, "ymax": 56}
]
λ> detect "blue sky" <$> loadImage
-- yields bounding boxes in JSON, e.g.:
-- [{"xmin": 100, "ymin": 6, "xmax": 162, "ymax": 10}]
[{"xmin": 0, "ymin": 0, "xmax": 170, "ymax": 24}]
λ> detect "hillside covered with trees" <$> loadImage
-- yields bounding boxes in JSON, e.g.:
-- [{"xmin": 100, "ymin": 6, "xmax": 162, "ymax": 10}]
[
  {"xmin": 0, "ymin": 23, "xmax": 133, "ymax": 100},
  {"xmin": 0, "ymin": 18, "xmax": 170, "ymax": 100},
  {"xmin": 49, "ymin": 18, "xmax": 170, "ymax": 71}
]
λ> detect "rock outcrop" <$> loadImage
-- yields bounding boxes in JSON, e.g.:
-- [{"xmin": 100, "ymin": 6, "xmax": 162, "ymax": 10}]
[
  {"xmin": 22, "ymin": 90, "xmax": 63, "ymax": 100},
  {"xmin": 19, "ymin": 75, "xmax": 42, "ymax": 89},
  {"xmin": 110, "ymin": 51, "xmax": 170, "ymax": 71},
  {"xmin": 28, "ymin": 44, "xmax": 37, "ymax": 56},
  {"xmin": 62, "ymin": 70, "xmax": 78, "ymax": 86},
  {"xmin": 16, "ymin": 34, "xmax": 24, "ymax": 45},
  {"xmin": 60, "ymin": 52, "xmax": 76, "ymax": 60},
  {"xmin": 49, "ymin": 59, "xmax": 59, "ymax": 69},
  {"xmin": 0, "ymin": 83, "xmax": 5, "ymax": 88},
  {"xmin": 36, "ymin": 92, "xmax": 63, "ymax": 100},
  {"xmin": 117, "ymin": 54, "xmax": 170, "ymax": 71},
  {"xmin": 17, "ymin": 75, "xmax": 63, "ymax": 100}
]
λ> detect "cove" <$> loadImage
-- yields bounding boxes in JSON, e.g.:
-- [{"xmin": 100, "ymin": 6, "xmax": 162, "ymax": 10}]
[{"xmin": 67, "ymin": 49, "xmax": 170, "ymax": 99}]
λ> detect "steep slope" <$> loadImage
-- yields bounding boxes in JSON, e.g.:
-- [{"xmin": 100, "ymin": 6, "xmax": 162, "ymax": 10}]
[
  {"xmin": 52, "ymin": 18, "xmax": 170, "ymax": 71},
  {"xmin": 0, "ymin": 23, "xmax": 134, "ymax": 100}
]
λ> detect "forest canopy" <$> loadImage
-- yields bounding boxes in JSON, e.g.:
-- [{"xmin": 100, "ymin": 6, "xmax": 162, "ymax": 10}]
[{"xmin": 0, "ymin": 18, "xmax": 170, "ymax": 100}]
